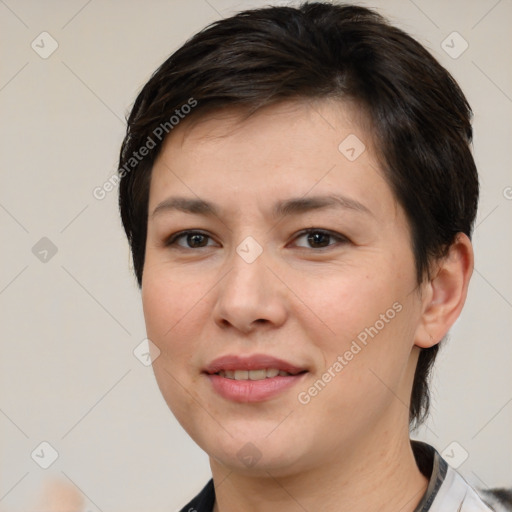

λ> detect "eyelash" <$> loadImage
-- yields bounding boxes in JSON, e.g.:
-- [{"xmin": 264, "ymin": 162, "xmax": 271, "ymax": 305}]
[{"xmin": 164, "ymin": 229, "xmax": 350, "ymax": 251}]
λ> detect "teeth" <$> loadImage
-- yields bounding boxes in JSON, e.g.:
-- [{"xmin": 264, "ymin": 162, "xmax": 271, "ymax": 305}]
[
  {"xmin": 248, "ymin": 369, "xmax": 267, "ymax": 380},
  {"xmin": 217, "ymin": 368, "xmax": 292, "ymax": 380}
]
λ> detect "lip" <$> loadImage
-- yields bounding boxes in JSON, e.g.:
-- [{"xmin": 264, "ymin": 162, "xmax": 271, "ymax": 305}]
[
  {"xmin": 203, "ymin": 354, "xmax": 308, "ymax": 403},
  {"xmin": 204, "ymin": 354, "xmax": 306, "ymax": 375},
  {"xmin": 207, "ymin": 373, "xmax": 307, "ymax": 402}
]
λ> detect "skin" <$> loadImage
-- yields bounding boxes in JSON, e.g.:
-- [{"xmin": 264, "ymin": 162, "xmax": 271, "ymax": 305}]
[{"xmin": 142, "ymin": 99, "xmax": 473, "ymax": 512}]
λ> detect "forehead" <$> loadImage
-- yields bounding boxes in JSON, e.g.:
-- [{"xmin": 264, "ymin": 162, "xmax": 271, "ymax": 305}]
[{"xmin": 148, "ymin": 99, "xmax": 398, "ymax": 222}]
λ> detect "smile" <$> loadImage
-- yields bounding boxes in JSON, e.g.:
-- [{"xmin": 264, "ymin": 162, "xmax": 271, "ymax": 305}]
[
  {"xmin": 204, "ymin": 354, "xmax": 308, "ymax": 402},
  {"xmin": 216, "ymin": 369, "xmax": 299, "ymax": 380}
]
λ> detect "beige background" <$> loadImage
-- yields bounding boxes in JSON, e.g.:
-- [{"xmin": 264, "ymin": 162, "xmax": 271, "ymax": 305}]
[{"xmin": 1, "ymin": 0, "xmax": 511, "ymax": 510}]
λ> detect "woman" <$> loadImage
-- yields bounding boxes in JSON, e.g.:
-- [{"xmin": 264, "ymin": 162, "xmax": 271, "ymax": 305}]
[{"xmin": 117, "ymin": 2, "xmax": 509, "ymax": 511}]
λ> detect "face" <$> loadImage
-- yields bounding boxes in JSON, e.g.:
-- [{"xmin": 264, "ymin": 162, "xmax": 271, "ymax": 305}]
[{"xmin": 142, "ymin": 100, "xmax": 426, "ymax": 476}]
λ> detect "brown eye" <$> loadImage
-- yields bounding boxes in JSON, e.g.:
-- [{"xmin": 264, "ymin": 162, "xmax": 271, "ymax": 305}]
[
  {"xmin": 293, "ymin": 229, "xmax": 349, "ymax": 249},
  {"xmin": 166, "ymin": 230, "xmax": 215, "ymax": 249},
  {"xmin": 306, "ymin": 231, "xmax": 331, "ymax": 248},
  {"xmin": 186, "ymin": 233, "xmax": 209, "ymax": 248}
]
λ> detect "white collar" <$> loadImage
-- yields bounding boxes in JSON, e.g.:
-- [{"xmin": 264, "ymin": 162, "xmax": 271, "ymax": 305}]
[{"xmin": 412, "ymin": 441, "xmax": 494, "ymax": 512}]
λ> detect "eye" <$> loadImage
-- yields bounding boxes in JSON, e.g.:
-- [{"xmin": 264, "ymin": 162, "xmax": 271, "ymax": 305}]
[
  {"xmin": 164, "ymin": 228, "xmax": 349, "ymax": 251},
  {"xmin": 292, "ymin": 229, "xmax": 349, "ymax": 249},
  {"xmin": 165, "ymin": 230, "xmax": 217, "ymax": 249}
]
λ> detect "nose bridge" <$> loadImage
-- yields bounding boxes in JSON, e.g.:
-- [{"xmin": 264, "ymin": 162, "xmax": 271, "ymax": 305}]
[
  {"xmin": 223, "ymin": 242, "xmax": 269, "ymax": 307},
  {"xmin": 213, "ymin": 238, "xmax": 286, "ymax": 331}
]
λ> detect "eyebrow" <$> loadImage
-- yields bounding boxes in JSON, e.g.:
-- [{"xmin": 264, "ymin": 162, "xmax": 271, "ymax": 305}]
[{"xmin": 151, "ymin": 194, "xmax": 372, "ymax": 219}]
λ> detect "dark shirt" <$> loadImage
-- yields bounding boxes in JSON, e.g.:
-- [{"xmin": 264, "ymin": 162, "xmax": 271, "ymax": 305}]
[{"xmin": 179, "ymin": 441, "xmax": 494, "ymax": 511}]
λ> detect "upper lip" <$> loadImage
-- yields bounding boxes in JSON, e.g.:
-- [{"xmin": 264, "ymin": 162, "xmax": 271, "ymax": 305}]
[{"xmin": 204, "ymin": 354, "xmax": 307, "ymax": 375}]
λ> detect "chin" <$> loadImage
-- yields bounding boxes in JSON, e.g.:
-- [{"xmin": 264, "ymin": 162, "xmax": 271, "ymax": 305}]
[{"xmin": 199, "ymin": 431, "xmax": 311, "ymax": 476}]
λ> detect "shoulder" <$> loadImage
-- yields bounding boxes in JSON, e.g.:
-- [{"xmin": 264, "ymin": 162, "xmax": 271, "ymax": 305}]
[
  {"xmin": 478, "ymin": 488, "xmax": 512, "ymax": 512},
  {"xmin": 411, "ymin": 440, "xmax": 509, "ymax": 512}
]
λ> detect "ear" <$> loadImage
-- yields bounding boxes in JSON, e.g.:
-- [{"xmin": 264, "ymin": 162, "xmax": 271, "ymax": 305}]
[{"xmin": 414, "ymin": 233, "xmax": 474, "ymax": 348}]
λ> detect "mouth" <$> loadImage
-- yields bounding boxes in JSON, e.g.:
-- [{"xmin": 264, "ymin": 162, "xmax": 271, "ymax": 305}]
[
  {"xmin": 203, "ymin": 354, "xmax": 308, "ymax": 402},
  {"xmin": 204, "ymin": 354, "xmax": 307, "ymax": 375},
  {"xmin": 215, "ymin": 368, "xmax": 304, "ymax": 380}
]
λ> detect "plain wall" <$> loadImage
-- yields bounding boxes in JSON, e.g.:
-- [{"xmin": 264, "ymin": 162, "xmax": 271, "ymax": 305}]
[{"xmin": 1, "ymin": 0, "xmax": 511, "ymax": 510}]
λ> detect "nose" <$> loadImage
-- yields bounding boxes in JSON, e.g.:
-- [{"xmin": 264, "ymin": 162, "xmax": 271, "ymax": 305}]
[{"xmin": 212, "ymin": 248, "xmax": 288, "ymax": 334}]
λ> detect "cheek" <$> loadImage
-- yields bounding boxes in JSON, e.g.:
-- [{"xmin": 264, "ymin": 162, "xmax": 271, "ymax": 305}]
[
  {"xmin": 292, "ymin": 260, "xmax": 418, "ymax": 396},
  {"xmin": 292, "ymin": 262, "xmax": 409, "ymax": 346},
  {"xmin": 141, "ymin": 271, "xmax": 209, "ymax": 423},
  {"xmin": 141, "ymin": 269, "xmax": 211, "ymax": 382},
  {"xmin": 142, "ymin": 266, "xmax": 203, "ymax": 338}
]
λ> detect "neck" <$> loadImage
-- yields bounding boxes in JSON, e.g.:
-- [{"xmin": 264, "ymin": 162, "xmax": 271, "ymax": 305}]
[{"xmin": 210, "ymin": 422, "xmax": 428, "ymax": 512}]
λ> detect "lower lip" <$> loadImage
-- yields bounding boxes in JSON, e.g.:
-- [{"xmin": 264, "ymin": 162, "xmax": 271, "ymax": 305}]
[{"xmin": 206, "ymin": 373, "xmax": 307, "ymax": 402}]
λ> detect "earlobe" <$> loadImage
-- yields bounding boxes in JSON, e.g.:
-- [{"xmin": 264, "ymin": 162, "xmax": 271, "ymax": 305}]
[{"xmin": 414, "ymin": 233, "xmax": 474, "ymax": 349}]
